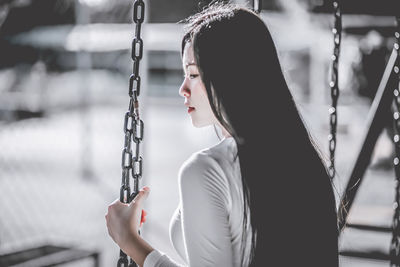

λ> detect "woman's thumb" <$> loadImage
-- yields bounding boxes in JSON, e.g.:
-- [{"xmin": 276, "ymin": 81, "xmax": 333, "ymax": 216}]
[{"xmin": 134, "ymin": 186, "xmax": 150, "ymax": 203}]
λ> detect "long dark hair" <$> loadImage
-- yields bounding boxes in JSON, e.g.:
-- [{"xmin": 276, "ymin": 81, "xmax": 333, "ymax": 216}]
[{"xmin": 181, "ymin": 2, "xmax": 339, "ymax": 266}]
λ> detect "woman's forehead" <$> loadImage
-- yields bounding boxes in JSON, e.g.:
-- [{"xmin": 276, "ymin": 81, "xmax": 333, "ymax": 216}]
[{"xmin": 183, "ymin": 43, "xmax": 196, "ymax": 67}]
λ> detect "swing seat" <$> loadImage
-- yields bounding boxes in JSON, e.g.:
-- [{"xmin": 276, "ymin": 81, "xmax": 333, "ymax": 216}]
[{"xmin": 0, "ymin": 244, "xmax": 99, "ymax": 267}]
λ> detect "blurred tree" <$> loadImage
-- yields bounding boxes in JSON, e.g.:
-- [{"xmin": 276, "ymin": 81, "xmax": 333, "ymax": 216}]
[
  {"xmin": 0, "ymin": 0, "xmax": 75, "ymax": 36},
  {"xmin": 148, "ymin": 0, "xmax": 282, "ymax": 23},
  {"xmin": 304, "ymin": 0, "xmax": 398, "ymax": 15},
  {"xmin": 148, "ymin": 0, "xmax": 216, "ymax": 23}
]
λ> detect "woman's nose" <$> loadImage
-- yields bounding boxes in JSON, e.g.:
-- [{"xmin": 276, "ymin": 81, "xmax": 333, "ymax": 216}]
[{"xmin": 179, "ymin": 80, "xmax": 191, "ymax": 98}]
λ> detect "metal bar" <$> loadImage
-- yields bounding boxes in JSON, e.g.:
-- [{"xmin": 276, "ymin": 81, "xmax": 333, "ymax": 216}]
[
  {"xmin": 10, "ymin": 249, "xmax": 99, "ymax": 267},
  {"xmin": 339, "ymin": 250, "xmax": 390, "ymax": 261},
  {"xmin": 345, "ymin": 223, "xmax": 392, "ymax": 233},
  {"xmin": 0, "ymin": 245, "xmax": 68, "ymax": 266},
  {"xmin": 0, "ymin": 245, "xmax": 99, "ymax": 267},
  {"xmin": 339, "ymin": 48, "xmax": 398, "ymax": 231}
]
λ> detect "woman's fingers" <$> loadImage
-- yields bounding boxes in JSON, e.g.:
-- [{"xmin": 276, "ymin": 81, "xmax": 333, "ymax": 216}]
[
  {"xmin": 104, "ymin": 186, "xmax": 150, "ymax": 244},
  {"xmin": 133, "ymin": 186, "xmax": 150, "ymax": 204},
  {"xmin": 132, "ymin": 187, "xmax": 150, "ymax": 227}
]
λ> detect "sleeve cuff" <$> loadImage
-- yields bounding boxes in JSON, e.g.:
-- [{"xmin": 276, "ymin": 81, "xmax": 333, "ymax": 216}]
[{"xmin": 143, "ymin": 249, "xmax": 164, "ymax": 267}]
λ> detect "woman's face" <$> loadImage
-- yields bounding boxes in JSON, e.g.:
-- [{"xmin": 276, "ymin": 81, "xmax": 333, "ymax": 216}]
[{"xmin": 179, "ymin": 42, "xmax": 218, "ymax": 128}]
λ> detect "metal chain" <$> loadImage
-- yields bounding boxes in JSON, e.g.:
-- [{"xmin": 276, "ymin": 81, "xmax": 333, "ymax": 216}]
[
  {"xmin": 390, "ymin": 15, "xmax": 400, "ymax": 267},
  {"xmin": 117, "ymin": 0, "xmax": 145, "ymax": 266},
  {"xmin": 253, "ymin": 0, "xmax": 262, "ymax": 14},
  {"xmin": 327, "ymin": 0, "xmax": 342, "ymax": 180}
]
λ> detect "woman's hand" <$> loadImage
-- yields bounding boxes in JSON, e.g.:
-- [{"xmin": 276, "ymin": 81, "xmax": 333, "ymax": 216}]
[{"xmin": 105, "ymin": 186, "xmax": 150, "ymax": 253}]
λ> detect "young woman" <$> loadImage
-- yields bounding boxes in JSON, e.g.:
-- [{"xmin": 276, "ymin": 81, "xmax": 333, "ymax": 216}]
[{"xmin": 105, "ymin": 2, "xmax": 339, "ymax": 266}]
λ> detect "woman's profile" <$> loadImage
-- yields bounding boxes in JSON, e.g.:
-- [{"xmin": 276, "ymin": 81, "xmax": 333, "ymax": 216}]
[{"xmin": 105, "ymin": 2, "xmax": 339, "ymax": 266}]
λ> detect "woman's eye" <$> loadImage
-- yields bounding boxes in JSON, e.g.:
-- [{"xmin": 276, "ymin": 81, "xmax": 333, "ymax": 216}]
[{"xmin": 183, "ymin": 74, "xmax": 199, "ymax": 80}]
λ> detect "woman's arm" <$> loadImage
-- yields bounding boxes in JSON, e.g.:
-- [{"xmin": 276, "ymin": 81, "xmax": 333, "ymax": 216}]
[
  {"xmin": 120, "ymin": 231, "xmax": 154, "ymax": 266},
  {"xmin": 178, "ymin": 153, "xmax": 234, "ymax": 266}
]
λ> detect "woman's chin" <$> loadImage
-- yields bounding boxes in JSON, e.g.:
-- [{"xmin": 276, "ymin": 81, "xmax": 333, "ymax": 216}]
[
  {"xmin": 191, "ymin": 122, "xmax": 203, "ymax": 128},
  {"xmin": 191, "ymin": 120, "xmax": 211, "ymax": 128}
]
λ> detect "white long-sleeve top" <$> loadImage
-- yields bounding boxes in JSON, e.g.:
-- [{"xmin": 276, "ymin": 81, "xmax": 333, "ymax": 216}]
[{"xmin": 144, "ymin": 137, "xmax": 252, "ymax": 267}]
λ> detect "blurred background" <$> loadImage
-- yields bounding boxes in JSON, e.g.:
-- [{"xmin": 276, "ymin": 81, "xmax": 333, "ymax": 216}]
[{"xmin": 0, "ymin": 0, "xmax": 399, "ymax": 266}]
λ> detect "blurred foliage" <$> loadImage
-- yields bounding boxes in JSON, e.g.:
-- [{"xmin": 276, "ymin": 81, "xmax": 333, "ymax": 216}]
[
  {"xmin": 148, "ymin": 0, "xmax": 283, "ymax": 23},
  {"xmin": 307, "ymin": 0, "xmax": 399, "ymax": 15}
]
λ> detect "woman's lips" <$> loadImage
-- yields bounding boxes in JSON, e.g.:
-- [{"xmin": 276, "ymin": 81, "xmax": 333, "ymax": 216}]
[{"xmin": 188, "ymin": 107, "xmax": 195, "ymax": 113}]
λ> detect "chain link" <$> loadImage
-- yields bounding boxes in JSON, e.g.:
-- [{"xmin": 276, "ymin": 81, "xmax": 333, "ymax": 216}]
[
  {"xmin": 253, "ymin": 0, "xmax": 262, "ymax": 14},
  {"xmin": 117, "ymin": 0, "xmax": 145, "ymax": 266},
  {"xmin": 327, "ymin": 0, "xmax": 341, "ymax": 179},
  {"xmin": 390, "ymin": 15, "xmax": 400, "ymax": 267}
]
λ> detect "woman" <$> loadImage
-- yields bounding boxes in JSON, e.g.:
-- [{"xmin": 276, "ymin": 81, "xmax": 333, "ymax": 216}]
[{"xmin": 106, "ymin": 2, "xmax": 339, "ymax": 266}]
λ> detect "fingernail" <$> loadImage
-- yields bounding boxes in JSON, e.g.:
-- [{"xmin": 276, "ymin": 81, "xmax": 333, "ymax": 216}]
[{"xmin": 143, "ymin": 186, "xmax": 150, "ymax": 191}]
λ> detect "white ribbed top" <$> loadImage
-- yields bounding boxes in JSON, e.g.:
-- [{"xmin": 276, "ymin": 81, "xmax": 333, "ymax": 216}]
[{"xmin": 144, "ymin": 137, "xmax": 251, "ymax": 267}]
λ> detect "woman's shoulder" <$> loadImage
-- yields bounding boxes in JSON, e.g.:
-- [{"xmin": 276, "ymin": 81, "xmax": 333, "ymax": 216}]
[
  {"xmin": 179, "ymin": 137, "xmax": 235, "ymax": 175},
  {"xmin": 178, "ymin": 150, "xmax": 231, "ymax": 189},
  {"xmin": 178, "ymin": 150, "xmax": 223, "ymax": 183},
  {"xmin": 177, "ymin": 138, "xmax": 238, "ymax": 212},
  {"xmin": 178, "ymin": 144, "xmax": 232, "ymax": 208}
]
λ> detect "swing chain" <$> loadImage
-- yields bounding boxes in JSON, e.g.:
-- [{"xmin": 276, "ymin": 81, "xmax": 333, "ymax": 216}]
[
  {"xmin": 118, "ymin": 0, "xmax": 145, "ymax": 266},
  {"xmin": 390, "ymin": 15, "xmax": 400, "ymax": 267},
  {"xmin": 253, "ymin": 0, "xmax": 262, "ymax": 14},
  {"xmin": 327, "ymin": 0, "xmax": 341, "ymax": 179}
]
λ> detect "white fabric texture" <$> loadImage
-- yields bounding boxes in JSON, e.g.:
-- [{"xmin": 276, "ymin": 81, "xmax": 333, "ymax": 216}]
[{"xmin": 143, "ymin": 137, "xmax": 252, "ymax": 267}]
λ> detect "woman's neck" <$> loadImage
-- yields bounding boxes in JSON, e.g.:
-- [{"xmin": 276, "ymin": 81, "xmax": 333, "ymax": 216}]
[
  {"xmin": 221, "ymin": 126, "xmax": 231, "ymax": 138},
  {"xmin": 214, "ymin": 120, "xmax": 232, "ymax": 138}
]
